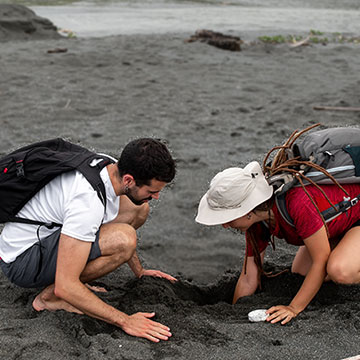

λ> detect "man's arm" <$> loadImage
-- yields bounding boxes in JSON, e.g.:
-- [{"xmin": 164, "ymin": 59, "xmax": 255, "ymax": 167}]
[
  {"xmin": 55, "ymin": 233, "xmax": 172, "ymax": 342},
  {"xmin": 127, "ymin": 251, "xmax": 177, "ymax": 282},
  {"xmin": 127, "ymin": 250, "xmax": 143, "ymax": 276}
]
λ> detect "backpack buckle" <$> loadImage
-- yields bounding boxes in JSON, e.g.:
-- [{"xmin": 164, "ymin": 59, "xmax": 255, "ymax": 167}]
[
  {"xmin": 350, "ymin": 197, "xmax": 359, "ymax": 207},
  {"xmin": 16, "ymin": 161, "xmax": 25, "ymax": 177}
]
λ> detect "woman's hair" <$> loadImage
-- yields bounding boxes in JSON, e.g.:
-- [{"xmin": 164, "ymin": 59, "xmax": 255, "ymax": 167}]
[
  {"xmin": 117, "ymin": 138, "xmax": 176, "ymax": 186},
  {"xmin": 245, "ymin": 196, "xmax": 275, "ymax": 285}
]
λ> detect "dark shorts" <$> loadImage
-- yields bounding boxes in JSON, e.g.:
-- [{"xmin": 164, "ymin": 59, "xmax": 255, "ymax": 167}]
[{"xmin": 0, "ymin": 228, "xmax": 101, "ymax": 288}]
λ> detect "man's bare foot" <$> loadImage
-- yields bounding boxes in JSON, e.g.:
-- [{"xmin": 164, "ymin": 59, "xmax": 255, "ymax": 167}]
[{"xmin": 32, "ymin": 285, "xmax": 83, "ymax": 314}]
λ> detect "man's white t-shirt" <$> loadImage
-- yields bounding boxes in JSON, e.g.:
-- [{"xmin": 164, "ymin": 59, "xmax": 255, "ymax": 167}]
[{"xmin": 0, "ymin": 167, "xmax": 119, "ymax": 263}]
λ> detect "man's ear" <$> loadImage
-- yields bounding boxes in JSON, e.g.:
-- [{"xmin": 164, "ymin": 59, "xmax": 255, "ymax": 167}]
[{"xmin": 122, "ymin": 174, "xmax": 135, "ymax": 187}]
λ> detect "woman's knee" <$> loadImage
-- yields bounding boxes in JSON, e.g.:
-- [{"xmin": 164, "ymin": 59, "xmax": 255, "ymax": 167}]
[
  {"xmin": 291, "ymin": 263, "xmax": 308, "ymax": 276},
  {"xmin": 326, "ymin": 259, "xmax": 356, "ymax": 284},
  {"xmin": 291, "ymin": 246, "xmax": 312, "ymax": 276}
]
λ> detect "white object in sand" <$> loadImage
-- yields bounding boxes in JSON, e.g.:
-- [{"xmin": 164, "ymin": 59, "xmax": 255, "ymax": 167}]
[{"xmin": 248, "ymin": 309, "xmax": 268, "ymax": 322}]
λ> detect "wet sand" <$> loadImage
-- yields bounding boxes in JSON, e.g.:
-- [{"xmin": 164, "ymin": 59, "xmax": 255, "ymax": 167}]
[{"xmin": 1, "ymin": 5, "xmax": 360, "ymax": 360}]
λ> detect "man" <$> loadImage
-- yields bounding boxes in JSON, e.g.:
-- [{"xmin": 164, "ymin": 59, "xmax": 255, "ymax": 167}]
[{"xmin": 0, "ymin": 138, "xmax": 176, "ymax": 343}]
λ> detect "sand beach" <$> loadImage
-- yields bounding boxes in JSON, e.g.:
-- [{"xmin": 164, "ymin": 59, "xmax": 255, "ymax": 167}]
[{"xmin": 1, "ymin": 1, "xmax": 360, "ymax": 359}]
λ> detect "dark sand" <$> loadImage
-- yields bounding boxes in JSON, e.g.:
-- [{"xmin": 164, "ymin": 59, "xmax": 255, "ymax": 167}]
[{"xmin": 1, "ymin": 5, "xmax": 360, "ymax": 360}]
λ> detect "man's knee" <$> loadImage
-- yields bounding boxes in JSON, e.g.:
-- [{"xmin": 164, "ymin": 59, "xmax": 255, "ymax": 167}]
[
  {"xmin": 100, "ymin": 223, "xmax": 137, "ymax": 261},
  {"xmin": 117, "ymin": 223, "xmax": 137, "ymax": 255}
]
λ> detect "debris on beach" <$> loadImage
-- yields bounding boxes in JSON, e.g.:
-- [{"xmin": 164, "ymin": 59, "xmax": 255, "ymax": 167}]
[
  {"xmin": 313, "ymin": 105, "xmax": 360, "ymax": 112},
  {"xmin": 289, "ymin": 35, "xmax": 311, "ymax": 48},
  {"xmin": 58, "ymin": 28, "xmax": 77, "ymax": 38},
  {"xmin": 186, "ymin": 29, "xmax": 243, "ymax": 51},
  {"xmin": 47, "ymin": 48, "xmax": 68, "ymax": 54}
]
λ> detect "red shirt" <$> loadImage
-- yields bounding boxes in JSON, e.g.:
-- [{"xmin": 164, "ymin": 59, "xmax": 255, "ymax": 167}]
[{"xmin": 246, "ymin": 184, "xmax": 360, "ymax": 256}]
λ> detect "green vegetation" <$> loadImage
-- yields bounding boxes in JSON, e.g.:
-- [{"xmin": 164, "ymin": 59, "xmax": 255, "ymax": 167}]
[
  {"xmin": 332, "ymin": 33, "xmax": 360, "ymax": 43},
  {"xmin": 309, "ymin": 29, "xmax": 324, "ymax": 36},
  {"xmin": 258, "ymin": 35, "xmax": 289, "ymax": 44},
  {"xmin": 258, "ymin": 30, "xmax": 360, "ymax": 45}
]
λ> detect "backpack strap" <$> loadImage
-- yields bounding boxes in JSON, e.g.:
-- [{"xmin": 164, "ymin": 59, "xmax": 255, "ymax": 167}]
[
  {"xmin": 275, "ymin": 192, "xmax": 360, "ymax": 227},
  {"xmin": 321, "ymin": 194, "xmax": 360, "ymax": 223},
  {"xmin": 275, "ymin": 193, "xmax": 295, "ymax": 227},
  {"xmin": 77, "ymin": 155, "xmax": 114, "ymax": 208},
  {"xmin": 6, "ymin": 217, "xmax": 62, "ymax": 229}
]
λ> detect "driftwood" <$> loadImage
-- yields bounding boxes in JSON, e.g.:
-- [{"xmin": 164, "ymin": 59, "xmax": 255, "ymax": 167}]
[
  {"xmin": 186, "ymin": 30, "xmax": 242, "ymax": 51},
  {"xmin": 313, "ymin": 106, "xmax": 360, "ymax": 112},
  {"xmin": 289, "ymin": 35, "xmax": 311, "ymax": 48},
  {"xmin": 47, "ymin": 48, "xmax": 68, "ymax": 54}
]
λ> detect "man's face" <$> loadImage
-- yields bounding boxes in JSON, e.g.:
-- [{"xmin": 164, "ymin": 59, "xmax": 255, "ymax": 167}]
[{"xmin": 126, "ymin": 179, "xmax": 167, "ymax": 206}]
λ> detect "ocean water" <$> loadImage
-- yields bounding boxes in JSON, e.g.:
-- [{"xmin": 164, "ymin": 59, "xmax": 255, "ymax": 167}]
[{"xmin": 2, "ymin": 0, "xmax": 360, "ymax": 38}]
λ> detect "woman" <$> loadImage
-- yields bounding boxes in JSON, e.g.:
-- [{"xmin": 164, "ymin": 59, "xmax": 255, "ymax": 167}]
[{"xmin": 196, "ymin": 161, "xmax": 360, "ymax": 324}]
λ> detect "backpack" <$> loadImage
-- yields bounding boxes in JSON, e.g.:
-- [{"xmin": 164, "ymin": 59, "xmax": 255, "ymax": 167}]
[
  {"xmin": 0, "ymin": 138, "xmax": 115, "ymax": 228},
  {"xmin": 265, "ymin": 125, "xmax": 360, "ymax": 226}
]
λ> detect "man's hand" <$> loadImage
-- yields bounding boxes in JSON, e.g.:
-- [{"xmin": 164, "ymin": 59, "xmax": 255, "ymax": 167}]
[
  {"xmin": 122, "ymin": 312, "xmax": 172, "ymax": 342},
  {"xmin": 85, "ymin": 283, "xmax": 107, "ymax": 293},
  {"xmin": 266, "ymin": 305, "xmax": 299, "ymax": 325},
  {"xmin": 139, "ymin": 269, "xmax": 177, "ymax": 282}
]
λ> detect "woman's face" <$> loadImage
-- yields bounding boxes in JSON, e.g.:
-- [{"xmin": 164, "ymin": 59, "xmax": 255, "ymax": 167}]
[{"xmin": 222, "ymin": 213, "xmax": 254, "ymax": 232}]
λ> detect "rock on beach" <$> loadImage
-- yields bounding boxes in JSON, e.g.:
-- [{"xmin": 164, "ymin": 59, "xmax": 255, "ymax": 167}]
[{"xmin": 0, "ymin": 4, "xmax": 61, "ymax": 42}]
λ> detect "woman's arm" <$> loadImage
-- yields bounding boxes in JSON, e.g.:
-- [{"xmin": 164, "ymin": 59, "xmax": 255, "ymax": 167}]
[
  {"xmin": 233, "ymin": 250, "xmax": 265, "ymax": 304},
  {"xmin": 266, "ymin": 225, "xmax": 330, "ymax": 324}
]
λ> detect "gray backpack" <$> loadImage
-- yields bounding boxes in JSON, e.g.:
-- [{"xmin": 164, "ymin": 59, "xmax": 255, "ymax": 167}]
[{"xmin": 265, "ymin": 126, "xmax": 360, "ymax": 226}]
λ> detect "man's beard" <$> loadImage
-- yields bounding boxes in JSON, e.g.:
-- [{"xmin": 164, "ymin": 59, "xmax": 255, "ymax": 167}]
[{"xmin": 125, "ymin": 188, "xmax": 152, "ymax": 206}]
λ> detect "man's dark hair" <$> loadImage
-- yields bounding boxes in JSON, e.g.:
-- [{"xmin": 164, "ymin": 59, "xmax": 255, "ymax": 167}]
[{"xmin": 117, "ymin": 138, "xmax": 176, "ymax": 186}]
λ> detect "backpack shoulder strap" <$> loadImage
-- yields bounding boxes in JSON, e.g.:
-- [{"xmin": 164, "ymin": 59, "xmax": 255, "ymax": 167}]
[
  {"xmin": 275, "ymin": 193, "xmax": 295, "ymax": 227},
  {"xmin": 275, "ymin": 189, "xmax": 360, "ymax": 228},
  {"xmin": 77, "ymin": 155, "xmax": 115, "ymax": 208}
]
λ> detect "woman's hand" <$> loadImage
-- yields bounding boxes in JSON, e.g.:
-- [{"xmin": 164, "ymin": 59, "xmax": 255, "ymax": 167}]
[
  {"xmin": 233, "ymin": 250, "xmax": 265, "ymax": 304},
  {"xmin": 266, "ymin": 305, "xmax": 299, "ymax": 325},
  {"xmin": 265, "ymin": 226, "xmax": 329, "ymax": 325}
]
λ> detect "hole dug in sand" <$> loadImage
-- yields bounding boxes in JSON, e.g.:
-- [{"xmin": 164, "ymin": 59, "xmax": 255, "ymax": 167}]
[{"xmin": 119, "ymin": 274, "xmax": 238, "ymax": 308}]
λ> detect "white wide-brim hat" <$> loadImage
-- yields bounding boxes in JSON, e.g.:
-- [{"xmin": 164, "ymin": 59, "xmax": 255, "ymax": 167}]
[{"xmin": 196, "ymin": 161, "xmax": 273, "ymax": 226}]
